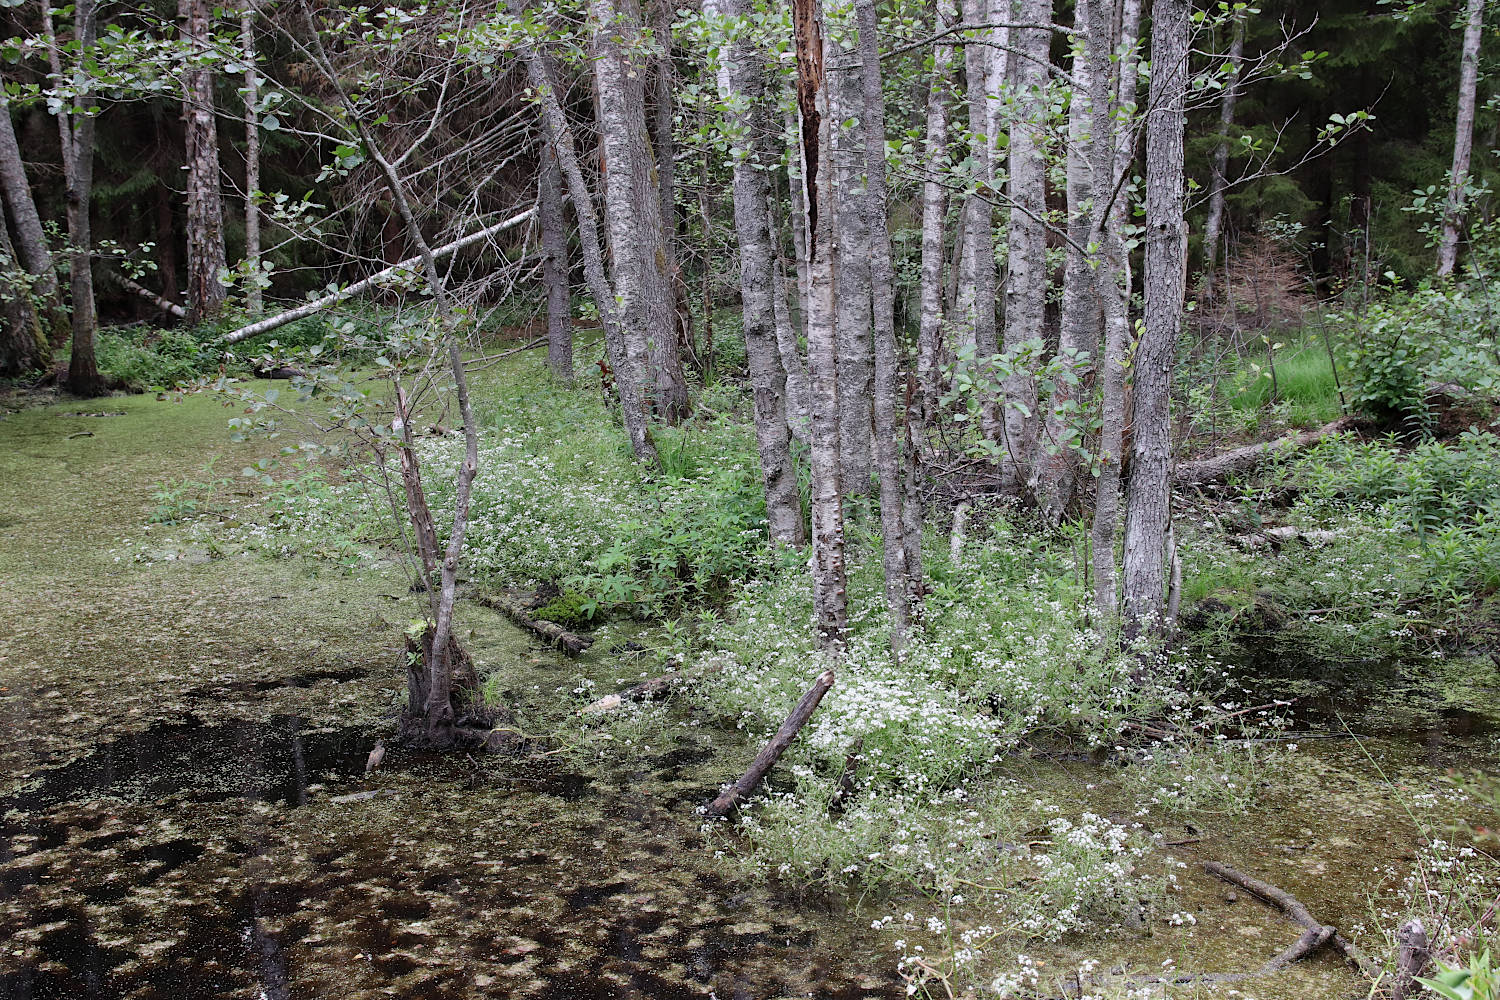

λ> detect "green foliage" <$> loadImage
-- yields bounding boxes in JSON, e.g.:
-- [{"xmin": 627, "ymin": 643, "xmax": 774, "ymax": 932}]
[
  {"xmin": 97, "ymin": 327, "xmax": 217, "ymax": 390},
  {"xmin": 532, "ymin": 590, "xmax": 592, "ymax": 630},
  {"xmin": 1421, "ymin": 951, "xmax": 1496, "ymax": 1000},
  {"xmin": 148, "ymin": 458, "xmax": 231, "ymax": 524}
]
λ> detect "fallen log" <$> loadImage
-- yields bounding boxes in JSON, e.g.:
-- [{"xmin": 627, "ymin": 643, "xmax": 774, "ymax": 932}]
[
  {"xmin": 220, "ymin": 206, "xmax": 535, "ymax": 345},
  {"xmin": 1175, "ymin": 416, "xmax": 1359, "ymax": 488},
  {"xmin": 704, "ymin": 668, "xmax": 835, "ymax": 819},
  {"xmin": 106, "ymin": 270, "xmax": 186, "ymax": 319},
  {"xmin": 580, "ymin": 661, "xmax": 725, "ymax": 715},
  {"xmin": 477, "ymin": 593, "xmax": 593, "ymax": 656}
]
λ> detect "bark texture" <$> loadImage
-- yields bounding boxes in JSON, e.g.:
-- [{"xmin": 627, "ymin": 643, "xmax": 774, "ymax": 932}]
[
  {"xmin": 181, "ymin": 0, "xmax": 228, "ymax": 323},
  {"xmin": 1122, "ymin": 0, "xmax": 1188, "ymax": 638},
  {"xmin": 798, "ymin": 0, "xmax": 848, "ymax": 651},
  {"xmin": 538, "ymin": 142, "xmax": 573, "ymax": 379},
  {"xmin": 241, "ymin": 3, "xmax": 263, "ymax": 315},
  {"xmin": 590, "ymin": 0, "xmax": 691, "ymax": 423},
  {"xmin": 828, "ymin": 17, "xmax": 874, "ymax": 495},
  {"xmin": 0, "ymin": 94, "xmax": 65, "ymax": 341},
  {"xmin": 1437, "ymin": 0, "xmax": 1486, "ymax": 277},
  {"xmin": 0, "ymin": 212, "xmax": 47, "ymax": 375},
  {"xmin": 1001, "ymin": 0, "xmax": 1053, "ymax": 491},
  {"xmin": 56, "ymin": 0, "xmax": 103, "ymax": 396},
  {"xmin": 711, "ymin": 0, "xmax": 805, "ymax": 548},
  {"xmin": 856, "ymin": 0, "xmax": 916, "ymax": 649},
  {"xmin": 916, "ymin": 0, "xmax": 957, "ymax": 423}
]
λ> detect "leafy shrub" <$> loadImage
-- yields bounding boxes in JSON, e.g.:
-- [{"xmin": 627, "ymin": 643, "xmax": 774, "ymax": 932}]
[{"xmin": 98, "ymin": 327, "xmax": 215, "ymax": 389}]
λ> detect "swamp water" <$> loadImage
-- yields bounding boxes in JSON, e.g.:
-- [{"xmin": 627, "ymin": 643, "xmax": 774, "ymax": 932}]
[{"xmin": 1, "ymin": 392, "xmax": 1497, "ymax": 999}]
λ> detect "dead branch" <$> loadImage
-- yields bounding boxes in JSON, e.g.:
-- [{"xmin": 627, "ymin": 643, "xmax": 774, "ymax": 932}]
[
  {"xmin": 704, "ymin": 668, "xmax": 835, "ymax": 819},
  {"xmin": 105, "ymin": 269, "xmax": 186, "ymax": 318},
  {"xmin": 220, "ymin": 207, "xmax": 535, "ymax": 345},
  {"xmin": 1175, "ymin": 415, "xmax": 1359, "ymax": 488},
  {"xmin": 580, "ymin": 661, "xmax": 725, "ymax": 715},
  {"xmin": 1204, "ymin": 861, "xmax": 1380, "ymax": 978}
]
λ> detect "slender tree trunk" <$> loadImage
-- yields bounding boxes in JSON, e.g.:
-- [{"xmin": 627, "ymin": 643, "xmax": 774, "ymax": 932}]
[
  {"xmin": 1041, "ymin": 14, "xmax": 1101, "ymax": 524},
  {"xmin": 650, "ymin": 0, "xmax": 695, "ymax": 378},
  {"xmin": 241, "ymin": 2, "xmax": 263, "ymax": 315},
  {"xmin": 786, "ymin": 104, "xmax": 813, "ymax": 344},
  {"xmin": 828, "ymin": 22, "xmax": 874, "ymax": 496},
  {"xmin": 1001, "ymin": 0, "xmax": 1052, "ymax": 493},
  {"xmin": 855, "ymin": 0, "xmax": 916, "ymax": 650},
  {"xmin": 797, "ymin": 0, "xmax": 847, "ymax": 652},
  {"xmin": 591, "ymin": 0, "xmax": 690, "ymax": 423},
  {"xmin": 57, "ymin": 0, "xmax": 103, "ymax": 396},
  {"xmin": 181, "ymin": 0, "xmax": 227, "ymax": 324},
  {"xmin": 0, "ymin": 210, "xmax": 47, "ymax": 375},
  {"xmin": 513, "ymin": 27, "xmax": 658, "ymax": 465},
  {"xmin": 918, "ymin": 0, "xmax": 957, "ymax": 425},
  {"xmin": 958, "ymin": 0, "xmax": 996, "ymax": 372},
  {"xmin": 1122, "ymin": 0, "xmax": 1188, "ymax": 640},
  {"xmin": 772, "ymin": 248, "xmax": 812, "ymax": 443},
  {"xmin": 538, "ymin": 142, "xmax": 573, "ymax": 379},
  {"xmin": 1090, "ymin": 0, "xmax": 1141, "ymax": 617},
  {"xmin": 710, "ymin": 0, "xmax": 805, "ymax": 548},
  {"xmin": 0, "ymin": 94, "xmax": 65, "ymax": 342},
  {"xmin": 1200, "ymin": 14, "xmax": 1245, "ymax": 301},
  {"xmin": 1438, "ymin": 0, "xmax": 1486, "ymax": 277}
]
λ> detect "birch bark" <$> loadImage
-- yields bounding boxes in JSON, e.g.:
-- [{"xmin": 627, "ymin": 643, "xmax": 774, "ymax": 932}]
[
  {"xmin": 241, "ymin": 3, "xmax": 263, "ymax": 315},
  {"xmin": 710, "ymin": 0, "xmax": 805, "ymax": 548},
  {"xmin": 1122, "ymin": 0, "xmax": 1188, "ymax": 639},
  {"xmin": 918, "ymin": 0, "xmax": 957, "ymax": 423},
  {"xmin": 1437, "ymin": 0, "xmax": 1487, "ymax": 277},
  {"xmin": 538, "ymin": 142, "xmax": 573, "ymax": 379}
]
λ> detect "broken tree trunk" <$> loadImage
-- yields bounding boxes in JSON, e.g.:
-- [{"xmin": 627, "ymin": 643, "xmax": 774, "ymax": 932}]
[
  {"xmin": 1174, "ymin": 416, "xmax": 1358, "ymax": 489},
  {"xmin": 581, "ymin": 661, "xmax": 726, "ymax": 715},
  {"xmin": 476, "ymin": 593, "xmax": 593, "ymax": 656},
  {"xmin": 219, "ymin": 208, "xmax": 535, "ymax": 345},
  {"xmin": 105, "ymin": 270, "xmax": 186, "ymax": 319},
  {"xmin": 704, "ymin": 668, "xmax": 835, "ymax": 818},
  {"xmin": 1391, "ymin": 918, "xmax": 1431, "ymax": 1000}
]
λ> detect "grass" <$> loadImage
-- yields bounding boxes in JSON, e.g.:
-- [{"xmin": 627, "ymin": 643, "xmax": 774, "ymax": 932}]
[{"xmin": 1226, "ymin": 340, "xmax": 1346, "ymax": 427}]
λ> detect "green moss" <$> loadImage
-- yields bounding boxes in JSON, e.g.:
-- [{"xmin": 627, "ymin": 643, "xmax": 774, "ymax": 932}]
[{"xmin": 531, "ymin": 590, "xmax": 592, "ymax": 630}]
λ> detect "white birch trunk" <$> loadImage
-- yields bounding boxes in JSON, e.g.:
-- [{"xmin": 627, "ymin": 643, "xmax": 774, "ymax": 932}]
[
  {"xmin": 538, "ymin": 142, "xmax": 573, "ymax": 379},
  {"xmin": 917, "ymin": 0, "xmax": 958, "ymax": 422},
  {"xmin": 1437, "ymin": 0, "xmax": 1486, "ymax": 277},
  {"xmin": 241, "ymin": 3, "xmax": 262, "ymax": 315},
  {"xmin": 181, "ymin": 0, "xmax": 227, "ymax": 323},
  {"xmin": 1122, "ymin": 0, "xmax": 1188, "ymax": 640}
]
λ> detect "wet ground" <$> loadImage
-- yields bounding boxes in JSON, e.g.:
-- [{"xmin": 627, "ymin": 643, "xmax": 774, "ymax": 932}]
[
  {"xmin": 0, "ymin": 392, "xmax": 899, "ymax": 999},
  {"xmin": 2, "ymin": 391, "xmax": 1498, "ymax": 999}
]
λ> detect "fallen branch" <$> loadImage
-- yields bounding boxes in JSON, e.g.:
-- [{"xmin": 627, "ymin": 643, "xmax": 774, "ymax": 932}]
[
  {"xmin": 105, "ymin": 269, "xmax": 186, "ymax": 319},
  {"xmin": 704, "ymin": 669, "xmax": 835, "ymax": 819},
  {"xmin": 476, "ymin": 593, "xmax": 593, "ymax": 656},
  {"xmin": 220, "ymin": 207, "xmax": 536, "ymax": 345},
  {"xmin": 1175, "ymin": 415, "xmax": 1359, "ymax": 488},
  {"xmin": 1205, "ymin": 861, "xmax": 1380, "ymax": 978},
  {"xmin": 580, "ymin": 661, "xmax": 725, "ymax": 715}
]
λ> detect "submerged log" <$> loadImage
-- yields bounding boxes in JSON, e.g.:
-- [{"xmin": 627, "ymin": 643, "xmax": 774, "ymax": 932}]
[
  {"xmin": 704, "ymin": 668, "xmax": 835, "ymax": 819},
  {"xmin": 1174, "ymin": 415, "xmax": 1359, "ymax": 488},
  {"xmin": 477, "ymin": 593, "xmax": 593, "ymax": 656},
  {"xmin": 1204, "ymin": 861, "xmax": 1379, "ymax": 979},
  {"xmin": 581, "ymin": 662, "xmax": 724, "ymax": 715}
]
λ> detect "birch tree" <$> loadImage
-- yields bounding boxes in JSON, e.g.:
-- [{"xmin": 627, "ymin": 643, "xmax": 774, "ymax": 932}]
[
  {"xmin": 916, "ymin": 0, "xmax": 957, "ymax": 423},
  {"xmin": 538, "ymin": 141, "xmax": 573, "ymax": 379},
  {"xmin": 1122, "ymin": 0, "xmax": 1189, "ymax": 639},
  {"xmin": 797, "ymin": 0, "xmax": 847, "ymax": 652},
  {"xmin": 707, "ymin": 0, "xmax": 804, "ymax": 548},
  {"xmin": 1437, "ymin": 0, "xmax": 1487, "ymax": 277},
  {"xmin": 241, "ymin": 2, "xmax": 263, "ymax": 315},
  {"xmin": 590, "ymin": 0, "xmax": 691, "ymax": 423},
  {"xmin": 0, "ymin": 93, "xmax": 66, "ymax": 342}
]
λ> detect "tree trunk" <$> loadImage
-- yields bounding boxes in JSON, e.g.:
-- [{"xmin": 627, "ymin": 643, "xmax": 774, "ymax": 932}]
[
  {"xmin": 650, "ymin": 0, "xmax": 695, "ymax": 379},
  {"xmin": 711, "ymin": 0, "xmax": 805, "ymax": 548},
  {"xmin": 918, "ymin": 0, "xmax": 957, "ymax": 425},
  {"xmin": 512, "ymin": 22, "xmax": 658, "ymax": 465},
  {"xmin": 1041, "ymin": 7, "xmax": 1100, "ymax": 523},
  {"xmin": 241, "ymin": 2, "xmax": 263, "ymax": 315},
  {"xmin": 0, "ymin": 210, "xmax": 47, "ymax": 375},
  {"xmin": 958, "ymin": 0, "xmax": 996, "ymax": 373},
  {"xmin": 1089, "ymin": 0, "xmax": 1141, "ymax": 617},
  {"xmin": 181, "ymin": 0, "xmax": 228, "ymax": 324},
  {"xmin": 59, "ymin": 0, "xmax": 103, "ymax": 397},
  {"xmin": 797, "ymin": 0, "xmax": 848, "ymax": 652},
  {"xmin": 1437, "ymin": 0, "xmax": 1486, "ymax": 277},
  {"xmin": 856, "ymin": 0, "xmax": 916, "ymax": 651},
  {"xmin": 1001, "ymin": 0, "xmax": 1052, "ymax": 493},
  {"xmin": 590, "ymin": 0, "xmax": 690, "ymax": 424},
  {"xmin": 1200, "ymin": 14, "xmax": 1245, "ymax": 301},
  {"xmin": 0, "ymin": 93, "xmax": 65, "ymax": 343},
  {"xmin": 1122, "ymin": 0, "xmax": 1188, "ymax": 640},
  {"xmin": 538, "ymin": 142, "xmax": 573, "ymax": 380},
  {"xmin": 828, "ymin": 22, "xmax": 874, "ymax": 496}
]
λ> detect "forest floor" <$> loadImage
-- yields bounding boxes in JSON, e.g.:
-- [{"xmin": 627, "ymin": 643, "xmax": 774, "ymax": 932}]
[{"xmin": 1, "ymin": 354, "xmax": 1498, "ymax": 999}]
